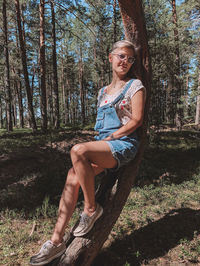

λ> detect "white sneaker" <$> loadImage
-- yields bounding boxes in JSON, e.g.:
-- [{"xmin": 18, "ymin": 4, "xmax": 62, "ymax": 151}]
[
  {"xmin": 73, "ymin": 203, "xmax": 103, "ymax": 237},
  {"xmin": 30, "ymin": 240, "xmax": 66, "ymax": 266}
]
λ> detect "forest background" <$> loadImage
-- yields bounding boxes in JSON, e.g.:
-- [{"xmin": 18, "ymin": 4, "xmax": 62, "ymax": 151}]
[
  {"xmin": 0, "ymin": 0, "xmax": 200, "ymax": 265},
  {"xmin": 1, "ymin": 0, "xmax": 199, "ymax": 130}
]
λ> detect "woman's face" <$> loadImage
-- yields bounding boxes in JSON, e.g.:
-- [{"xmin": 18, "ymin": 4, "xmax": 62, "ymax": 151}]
[{"xmin": 109, "ymin": 47, "xmax": 135, "ymax": 78}]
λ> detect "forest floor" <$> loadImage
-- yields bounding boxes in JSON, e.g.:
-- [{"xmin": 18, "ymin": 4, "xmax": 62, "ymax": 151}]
[{"xmin": 0, "ymin": 127, "xmax": 200, "ymax": 266}]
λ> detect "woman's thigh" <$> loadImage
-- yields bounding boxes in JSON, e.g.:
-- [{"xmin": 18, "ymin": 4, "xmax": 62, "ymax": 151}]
[{"xmin": 71, "ymin": 141, "xmax": 117, "ymax": 170}]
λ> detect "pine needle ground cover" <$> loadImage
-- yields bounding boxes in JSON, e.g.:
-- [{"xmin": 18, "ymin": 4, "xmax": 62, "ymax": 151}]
[{"xmin": 0, "ymin": 129, "xmax": 200, "ymax": 265}]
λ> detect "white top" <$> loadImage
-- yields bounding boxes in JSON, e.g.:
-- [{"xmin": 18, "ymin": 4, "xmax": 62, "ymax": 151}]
[{"xmin": 97, "ymin": 79, "xmax": 145, "ymax": 125}]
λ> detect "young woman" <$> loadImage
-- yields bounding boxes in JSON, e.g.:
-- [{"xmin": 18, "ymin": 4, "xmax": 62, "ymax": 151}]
[{"xmin": 30, "ymin": 40, "xmax": 146, "ymax": 265}]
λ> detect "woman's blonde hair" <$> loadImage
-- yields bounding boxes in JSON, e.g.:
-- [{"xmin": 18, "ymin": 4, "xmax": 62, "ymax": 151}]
[{"xmin": 111, "ymin": 40, "xmax": 136, "ymax": 55}]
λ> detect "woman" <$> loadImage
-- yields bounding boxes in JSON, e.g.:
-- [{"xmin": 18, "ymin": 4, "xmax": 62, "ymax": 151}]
[{"xmin": 30, "ymin": 40, "xmax": 146, "ymax": 265}]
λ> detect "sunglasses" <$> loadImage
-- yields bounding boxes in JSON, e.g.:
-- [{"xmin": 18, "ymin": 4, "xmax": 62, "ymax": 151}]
[{"xmin": 112, "ymin": 53, "xmax": 135, "ymax": 64}]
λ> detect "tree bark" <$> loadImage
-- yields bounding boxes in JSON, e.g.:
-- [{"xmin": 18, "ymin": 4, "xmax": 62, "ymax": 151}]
[
  {"xmin": 61, "ymin": 51, "xmax": 67, "ymax": 125},
  {"xmin": 50, "ymin": 1, "xmax": 151, "ymax": 265},
  {"xmin": 113, "ymin": 0, "xmax": 117, "ymax": 43},
  {"xmin": 50, "ymin": 0, "xmax": 60, "ymax": 129},
  {"xmin": 171, "ymin": 0, "xmax": 183, "ymax": 129},
  {"xmin": 79, "ymin": 45, "xmax": 85, "ymax": 126},
  {"xmin": 15, "ymin": 0, "xmax": 37, "ymax": 131},
  {"xmin": 3, "ymin": 0, "xmax": 13, "ymax": 132},
  {"xmin": 0, "ymin": 96, "xmax": 3, "ymax": 129},
  {"xmin": 195, "ymin": 70, "xmax": 200, "ymax": 125},
  {"xmin": 14, "ymin": 26, "xmax": 24, "ymax": 128},
  {"xmin": 39, "ymin": 0, "xmax": 47, "ymax": 132}
]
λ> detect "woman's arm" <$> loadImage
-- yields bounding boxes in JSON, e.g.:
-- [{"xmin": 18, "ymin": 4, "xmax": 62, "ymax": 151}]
[{"xmin": 104, "ymin": 88, "xmax": 146, "ymax": 141}]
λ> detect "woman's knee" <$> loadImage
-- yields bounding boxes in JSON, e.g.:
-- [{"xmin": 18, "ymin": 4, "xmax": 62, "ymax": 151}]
[{"xmin": 70, "ymin": 143, "xmax": 88, "ymax": 160}]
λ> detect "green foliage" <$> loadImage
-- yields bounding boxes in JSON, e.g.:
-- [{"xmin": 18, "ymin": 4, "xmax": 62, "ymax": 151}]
[{"xmin": 0, "ymin": 0, "xmax": 199, "ymax": 129}]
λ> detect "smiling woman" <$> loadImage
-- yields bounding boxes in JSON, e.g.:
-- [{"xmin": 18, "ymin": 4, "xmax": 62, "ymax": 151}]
[{"xmin": 30, "ymin": 40, "xmax": 146, "ymax": 266}]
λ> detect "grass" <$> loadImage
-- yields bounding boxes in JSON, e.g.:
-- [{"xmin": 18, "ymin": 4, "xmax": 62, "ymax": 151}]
[{"xmin": 0, "ymin": 128, "xmax": 200, "ymax": 265}]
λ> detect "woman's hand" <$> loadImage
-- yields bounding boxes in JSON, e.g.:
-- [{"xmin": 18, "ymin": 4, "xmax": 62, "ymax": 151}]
[
  {"xmin": 103, "ymin": 133, "xmax": 115, "ymax": 141},
  {"xmin": 104, "ymin": 88, "xmax": 146, "ymax": 140}
]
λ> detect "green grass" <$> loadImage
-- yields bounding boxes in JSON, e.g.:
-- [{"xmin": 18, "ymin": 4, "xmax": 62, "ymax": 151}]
[{"xmin": 0, "ymin": 128, "xmax": 200, "ymax": 265}]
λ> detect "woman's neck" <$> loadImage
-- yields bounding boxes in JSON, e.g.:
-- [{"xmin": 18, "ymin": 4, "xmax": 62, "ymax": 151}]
[{"xmin": 107, "ymin": 74, "xmax": 130, "ymax": 95}]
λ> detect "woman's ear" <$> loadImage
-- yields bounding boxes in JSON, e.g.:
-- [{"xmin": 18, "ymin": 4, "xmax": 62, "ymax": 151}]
[{"xmin": 109, "ymin": 53, "xmax": 113, "ymax": 63}]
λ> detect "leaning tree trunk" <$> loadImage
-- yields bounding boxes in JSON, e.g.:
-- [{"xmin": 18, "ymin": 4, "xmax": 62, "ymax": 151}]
[{"xmin": 51, "ymin": 1, "xmax": 151, "ymax": 265}]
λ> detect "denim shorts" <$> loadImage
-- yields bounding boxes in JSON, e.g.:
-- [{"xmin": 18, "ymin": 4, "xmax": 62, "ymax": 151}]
[{"xmin": 105, "ymin": 134, "xmax": 139, "ymax": 171}]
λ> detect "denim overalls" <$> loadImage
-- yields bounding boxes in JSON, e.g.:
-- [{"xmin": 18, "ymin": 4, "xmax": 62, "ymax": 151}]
[{"xmin": 94, "ymin": 79, "xmax": 139, "ymax": 170}]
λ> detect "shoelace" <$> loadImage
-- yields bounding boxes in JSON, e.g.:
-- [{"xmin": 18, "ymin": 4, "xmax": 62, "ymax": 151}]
[
  {"xmin": 79, "ymin": 214, "xmax": 89, "ymax": 226},
  {"xmin": 42, "ymin": 241, "xmax": 53, "ymax": 251}
]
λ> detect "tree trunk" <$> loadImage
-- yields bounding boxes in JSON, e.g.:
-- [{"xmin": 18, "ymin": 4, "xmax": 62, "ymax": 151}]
[
  {"xmin": 15, "ymin": 75, "xmax": 24, "ymax": 128},
  {"xmin": 50, "ymin": 0, "xmax": 60, "ymax": 129},
  {"xmin": 14, "ymin": 26, "xmax": 25, "ymax": 128},
  {"xmin": 172, "ymin": 0, "xmax": 183, "ymax": 129},
  {"xmin": 113, "ymin": 0, "xmax": 117, "ymax": 43},
  {"xmin": 48, "ymin": 73, "xmax": 54, "ymax": 127},
  {"xmin": 39, "ymin": 0, "xmax": 47, "ymax": 132},
  {"xmin": 0, "ymin": 96, "xmax": 3, "ymax": 128},
  {"xmin": 79, "ymin": 45, "xmax": 85, "ymax": 126},
  {"xmin": 195, "ymin": 70, "xmax": 200, "ymax": 125},
  {"xmin": 61, "ymin": 53, "xmax": 66, "ymax": 125},
  {"xmin": 12, "ymin": 93, "xmax": 17, "ymax": 128},
  {"xmin": 51, "ymin": 1, "xmax": 151, "ymax": 265},
  {"xmin": 3, "ymin": 0, "xmax": 13, "ymax": 132},
  {"xmin": 15, "ymin": 0, "xmax": 37, "ymax": 131}
]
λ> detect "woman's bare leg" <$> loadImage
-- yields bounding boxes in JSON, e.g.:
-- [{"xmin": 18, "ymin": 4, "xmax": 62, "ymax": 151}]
[
  {"xmin": 51, "ymin": 167, "xmax": 80, "ymax": 245},
  {"xmin": 70, "ymin": 141, "xmax": 117, "ymax": 215},
  {"xmin": 51, "ymin": 140, "xmax": 117, "ymax": 245},
  {"xmin": 51, "ymin": 163, "xmax": 105, "ymax": 245}
]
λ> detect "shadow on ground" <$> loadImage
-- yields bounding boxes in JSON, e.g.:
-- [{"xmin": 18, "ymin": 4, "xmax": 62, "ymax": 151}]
[
  {"xmin": 0, "ymin": 147, "xmax": 70, "ymax": 210},
  {"xmin": 93, "ymin": 208, "xmax": 200, "ymax": 266},
  {"xmin": 0, "ymin": 130, "xmax": 95, "ymax": 210},
  {"xmin": 137, "ymin": 130, "xmax": 200, "ymax": 186},
  {"xmin": 0, "ymin": 130, "xmax": 200, "ymax": 211}
]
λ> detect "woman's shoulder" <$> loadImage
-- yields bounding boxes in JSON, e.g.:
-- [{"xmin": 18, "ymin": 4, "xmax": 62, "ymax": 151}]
[
  {"xmin": 127, "ymin": 79, "xmax": 146, "ymax": 98},
  {"xmin": 130, "ymin": 79, "xmax": 144, "ymax": 88}
]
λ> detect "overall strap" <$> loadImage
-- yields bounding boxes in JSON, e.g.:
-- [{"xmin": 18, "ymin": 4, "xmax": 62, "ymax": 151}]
[
  {"xmin": 97, "ymin": 86, "xmax": 106, "ymax": 107},
  {"xmin": 111, "ymin": 79, "xmax": 134, "ymax": 106}
]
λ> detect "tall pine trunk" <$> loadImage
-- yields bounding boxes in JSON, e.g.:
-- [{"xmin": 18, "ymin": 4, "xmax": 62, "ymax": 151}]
[
  {"xmin": 15, "ymin": 71, "xmax": 24, "ymax": 128},
  {"xmin": 15, "ymin": 0, "xmax": 37, "ymax": 131},
  {"xmin": 195, "ymin": 70, "xmax": 200, "ymax": 125},
  {"xmin": 14, "ymin": 26, "xmax": 24, "ymax": 128},
  {"xmin": 79, "ymin": 45, "xmax": 85, "ymax": 125},
  {"xmin": 3, "ymin": 0, "xmax": 13, "ymax": 132},
  {"xmin": 172, "ymin": 0, "xmax": 182, "ymax": 129},
  {"xmin": 0, "ymin": 96, "xmax": 3, "ymax": 128},
  {"xmin": 113, "ymin": 0, "xmax": 117, "ymax": 43},
  {"xmin": 51, "ymin": 0, "xmax": 60, "ymax": 129},
  {"xmin": 51, "ymin": 1, "xmax": 151, "ymax": 265},
  {"xmin": 39, "ymin": 0, "xmax": 47, "ymax": 132}
]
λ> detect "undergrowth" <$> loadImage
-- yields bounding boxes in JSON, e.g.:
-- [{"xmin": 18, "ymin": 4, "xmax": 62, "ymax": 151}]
[{"xmin": 0, "ymin": 128, "xmax": 200, "ymax": 265}]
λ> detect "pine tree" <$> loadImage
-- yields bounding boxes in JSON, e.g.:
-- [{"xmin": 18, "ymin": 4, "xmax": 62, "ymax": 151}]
[
  {"xmin": 39, "ymin": 0, "xmax": 47, "ymax": 132},
  {"xmin": 2, "ymin": 0, "xmax": 13, "ymax": 131},
  {"xmin": 50, "ymin": 0, "xmax": 60, "ymax": 129},
  {"xmin": 15, "ymin": 0, "xmax": 37, "ymax": 131}
]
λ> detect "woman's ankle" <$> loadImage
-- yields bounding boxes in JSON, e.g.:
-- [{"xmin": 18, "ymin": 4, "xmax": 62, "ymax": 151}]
[
  {"xmin": 51, "ymin": 236, "xmax": 63, "ymax": 246},
  {"xmin": 84, "ymin": 203, "xmax": 96, "ymax": 216}
]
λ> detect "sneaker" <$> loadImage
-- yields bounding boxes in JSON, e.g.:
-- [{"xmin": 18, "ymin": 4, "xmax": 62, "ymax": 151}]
[
  {"xmin": 30, "ymin": 240, "xmax": 66, "ymax": 266},
  {"xmin": 73, "ymin": 203, "xmax": 103, "ymax": 237}
]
